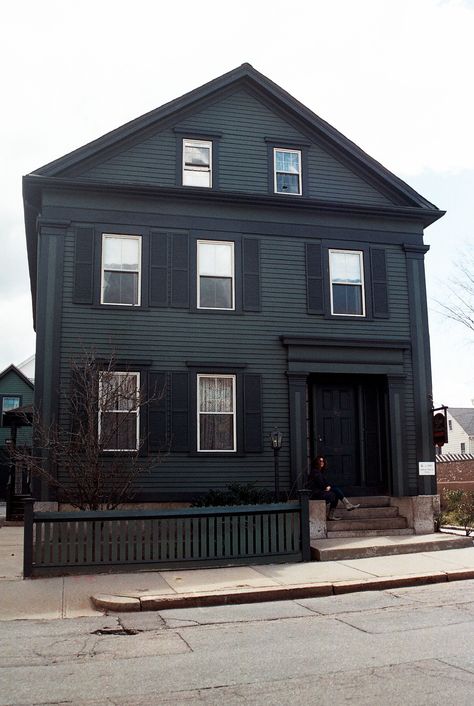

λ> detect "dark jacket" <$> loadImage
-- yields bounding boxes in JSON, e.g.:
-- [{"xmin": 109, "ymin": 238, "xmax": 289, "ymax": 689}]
[{"xmin": 308, "ymin": 468, "xmax": 330, "ymax": 499}]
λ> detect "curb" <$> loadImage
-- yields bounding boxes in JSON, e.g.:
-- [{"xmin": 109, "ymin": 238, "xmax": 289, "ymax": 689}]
[{"xmin": 91, "ymin": 568, "xmax": 474, "ymax": 613}]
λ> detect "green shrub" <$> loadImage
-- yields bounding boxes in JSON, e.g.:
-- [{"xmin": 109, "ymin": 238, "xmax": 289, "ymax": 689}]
[
  {"xmin": 192, "ymin": 482, "xmax": 273, "ymax": 507},
  {"xmin": 442, "ymin": 489, "xmax": 474, "ymax": 536}
]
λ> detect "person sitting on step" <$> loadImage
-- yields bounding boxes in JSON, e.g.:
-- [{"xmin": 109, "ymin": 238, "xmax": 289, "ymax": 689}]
[{"xmin": 308, "ymin": 455, "xmax": 360, "ymax": 520}]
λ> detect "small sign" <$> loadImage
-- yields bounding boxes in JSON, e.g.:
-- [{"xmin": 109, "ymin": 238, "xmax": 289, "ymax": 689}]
[{"xmin": 419, "ymin": 461, "xmax": 435, "ymax": 476}]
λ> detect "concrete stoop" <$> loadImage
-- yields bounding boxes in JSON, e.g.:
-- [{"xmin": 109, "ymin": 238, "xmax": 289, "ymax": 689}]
[
  {"xmin": 309, "ymin": 495, "xmax": 471, "ymax": 560},
  {"xmin": 311, "ymin": 533, "xmax": 473, "ymax": 561}
]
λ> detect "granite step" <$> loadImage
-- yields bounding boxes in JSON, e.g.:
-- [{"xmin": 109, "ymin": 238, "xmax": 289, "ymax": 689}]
[
  {"xmin": 311, "ymin": 533, "xmax": 473, "ymax": 561},
  {"xmin": 328, "ymin": 516, "xmax": 408, "ymax": 532},
  {"xmin": 346, "ymin": 496, "xmax": 391, "ymax": 507},
  {"xmin": 327, "ymin": 528, "xmax": 414, "ymax": 539},
  {"xmin": 333, "ymin": 506, "xmax": 399, "ymax": 520}
]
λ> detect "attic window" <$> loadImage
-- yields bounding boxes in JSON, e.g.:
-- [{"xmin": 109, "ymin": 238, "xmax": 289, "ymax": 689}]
[
  {"xmin": 183, "ymin": 139, "xmax": 212, "ymax": 187},
  {"xmin": 274, "ymin": 148, "xmax": 302, "ymax": 195}
]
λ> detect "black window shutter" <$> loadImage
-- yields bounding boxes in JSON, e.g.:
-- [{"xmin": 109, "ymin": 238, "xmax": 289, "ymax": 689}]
[
  {"xmin": 170, "ymin": 234, "xmax": 189, "ymax": 308},
  {"xmin": 148, "ymin": 372, "xmax": 168, "ymax": 453},
  {"xmin": 371, "ymin": 248, "xmax": 389, "ymax": 318},
  {"xmin": 242, "ymin": 238, "xmax": 261, "ymax": 311},
  {"xmin": 306, "ymin": 243, "xmax": 324, "ymax": 314},
  {"xmin": 171, "ymin": 372, "xmax": 189, "ymax": 451},
  {"xmin": 244, "ymin": 374, "xmax": 263, "ymax": 453},
  {"xmin": 73, "ymin": 226, "xmax": 95, "ymax": 304},
  {"xmin": 150, "ymin": 232, "xmax": 169, "ymax": 306}
]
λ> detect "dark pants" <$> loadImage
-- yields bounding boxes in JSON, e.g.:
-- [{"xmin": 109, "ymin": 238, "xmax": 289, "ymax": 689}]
[{"xmin": 320, "ymin": 485, "xmax": 345, "ymax": 509}]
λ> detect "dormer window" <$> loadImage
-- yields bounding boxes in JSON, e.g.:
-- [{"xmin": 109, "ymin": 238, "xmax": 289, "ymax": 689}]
[
  {"xmin": 274, "ymin": 148, "xmax": 302, "ymax": 195},
  {"xmin": 183, "ymin": 139, "xmax": 212, "ymax": 187}
]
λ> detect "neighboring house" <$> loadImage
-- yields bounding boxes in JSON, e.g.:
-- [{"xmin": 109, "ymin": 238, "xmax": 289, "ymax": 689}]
[
  {"xmin": 22, "ymin": 63, "xmax": 444, "ymax": 506},
  {"xmin": 442, "ymin": 408, "xmax": 474, "ymax": 455},
  {"xmin": 0, "ymin": 364, "xmax": 34, "ymax": 499}
]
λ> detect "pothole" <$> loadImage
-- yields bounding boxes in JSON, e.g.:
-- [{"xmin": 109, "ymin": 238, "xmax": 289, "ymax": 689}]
[{"xmin": 92, "ymin": 627, "xmax": 140, "ymax": 636}]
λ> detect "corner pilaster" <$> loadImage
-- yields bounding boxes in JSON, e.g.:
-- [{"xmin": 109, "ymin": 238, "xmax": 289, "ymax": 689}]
[
  {"xmin": 287, "ymin": 372, "xmax": 309, "ymax": 491},
  {"xmin": 34, "ymin": 219, "xmax": 68, "ymax": 500},
  {"xmin": 404, "ymin": 243, "xmax": 436, "ymax": 495}
]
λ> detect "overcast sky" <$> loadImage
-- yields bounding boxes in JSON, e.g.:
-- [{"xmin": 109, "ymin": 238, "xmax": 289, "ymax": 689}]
[{"xmin": 1, "ymin": 0, "xmax": 473, "ymax": 405}]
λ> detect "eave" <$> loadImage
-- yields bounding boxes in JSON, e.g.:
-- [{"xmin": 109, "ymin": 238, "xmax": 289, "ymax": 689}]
[
  {"xmin": 24, "ymin": 174, "xmax": 444, "ymax": 226},
  {"xmin": 23, "ymin": 174, "xmax": 444, "ymax": 331}
]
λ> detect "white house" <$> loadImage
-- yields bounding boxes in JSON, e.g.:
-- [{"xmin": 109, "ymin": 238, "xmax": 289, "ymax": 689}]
[{"xmin": 442, "ymin": 407, "xmax": 474, "ymax": 455}]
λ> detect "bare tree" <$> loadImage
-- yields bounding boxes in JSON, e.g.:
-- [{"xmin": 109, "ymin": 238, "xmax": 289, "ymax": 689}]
[
  {"xmin": 437, "ymin": 249, "xmax": 474, "ymax": 334},
  {"xmin": 11, "ymin": 351, "xmax": 165, "ymax": 510}
]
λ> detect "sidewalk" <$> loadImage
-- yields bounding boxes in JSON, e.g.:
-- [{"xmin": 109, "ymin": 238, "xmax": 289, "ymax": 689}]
[{"xmin": 1, "ymin": 525, "xmax": 473, "ymax": 621}]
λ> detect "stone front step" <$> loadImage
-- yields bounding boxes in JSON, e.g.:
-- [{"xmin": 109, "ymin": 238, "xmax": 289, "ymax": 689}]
[
  {"xmin": 327, "ymin": 528, "xmax": 414, "ymax": 539},
  {"xmin": 347, "ymin": 496, "xmax": 391, "ymax": 507},
  {"xmin": 335, "ymin": 506, "xmax": 399, "ymax": 520},
  {"xmin": 311, "ymin": 533, "xmax": 473, "ymax": 561},
  {"xmin": 328, "ymin": 516, "xmax": 408, "ymax": 532}
]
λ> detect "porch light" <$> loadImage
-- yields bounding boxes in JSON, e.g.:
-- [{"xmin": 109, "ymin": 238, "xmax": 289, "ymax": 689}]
[
  {"xmin": 270, "ymin": 428, "xmax": 283, "ymax": 450},
  {"xmin": 270, "ymin": 427, "xmax": 283, "ymax": 501}
]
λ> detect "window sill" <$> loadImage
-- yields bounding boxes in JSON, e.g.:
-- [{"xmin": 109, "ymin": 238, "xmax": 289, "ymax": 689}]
[
  {"xmin": 188, "ymin": 451, "xmax": 245, "ymax": 458},
  {"xmin": 92, "ymin": 304, "xmax": 150, "ymax": 312}
]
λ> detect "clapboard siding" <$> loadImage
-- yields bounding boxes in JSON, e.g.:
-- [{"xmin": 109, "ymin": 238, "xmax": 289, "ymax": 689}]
[
  {"xmin": 0, "ymin": 369, "xmax": 34, "ymax": 448},
  {"xmin": 55, "ymin": 209, "xmax": 416, "ymax": 497},
  {"xmin": 78, "ymin": 89, "xmax": 395, "ymax": 206}
]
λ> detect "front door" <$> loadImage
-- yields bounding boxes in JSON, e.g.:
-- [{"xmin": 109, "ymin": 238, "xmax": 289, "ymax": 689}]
[
  {"xmin": 312, "ymin": 376, "xmax": 389, "ymax": 495},
  {"xmin": 314, "ymin": 382, "xmax": 359, "ymax": 488}
]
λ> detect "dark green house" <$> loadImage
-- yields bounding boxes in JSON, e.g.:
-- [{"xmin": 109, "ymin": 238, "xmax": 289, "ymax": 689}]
[
  {"xmin": 0, "ymin": 364, "xmax": 34, "ymax": 499},
  {"xmin": 23, "ymin": 64, "xmax": 444, "ymax": 507}
]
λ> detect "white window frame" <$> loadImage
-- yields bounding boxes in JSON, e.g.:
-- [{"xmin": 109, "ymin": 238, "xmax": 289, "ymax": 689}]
[
  {"xmin": 100, "ymin": 234, "xmax": 142, "ymax": 306},
  {"xmin": 197, "ymin": 240, "xmax": 235, "ymax": 311},
  {"xmin": 273, "ymin": 148, "xmax": 302, "ymax": 196},
  {"xmin": 197, "ymin": 374, "xmax": 236, "ymax": 453},
  {"xmin": 183, "ymin": 139, "xmax": 212, "ymax": 188},
  {"xmin": 98, "ymin": 371, "xmax": 140, "ymax": 452},
  {"xmin": 329, "ymin": 249, "xmax": 366, "ymax": 317},
  {"xmin": 2, "ymin": 396, "xmax": 21, "ymax": 413}
]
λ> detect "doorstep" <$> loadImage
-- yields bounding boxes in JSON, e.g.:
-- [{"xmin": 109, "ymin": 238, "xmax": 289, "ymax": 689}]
[{"xmin": 311, "ymin": 533, "xmax": 473, "ymax": 561}]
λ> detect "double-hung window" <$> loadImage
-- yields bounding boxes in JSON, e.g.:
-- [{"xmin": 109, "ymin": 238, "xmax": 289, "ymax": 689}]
[
  {"xmin": 198, "ymin": 375, "xmax": 236, "ymax": 452},
  {"xmin": 197, "ymin": 240, "xmax": 234, "ymax": 310},
  {"xmin": 329, "ymin": 249, "xmax": 365, "ymax": 317},
  {"xmin": 274, "ymin": 148, "xmax": 302, "ymax": 195},
  {"xmin": 101, "ymin": 234, "xmax": 141, "ymax": 306},
  {"xmin": 98, "ymin": 372, "xmax": 140, "ymax": 451},
  {"xmin": 183, "ymin": 139, "xmax": 212, "ymax": 187}
]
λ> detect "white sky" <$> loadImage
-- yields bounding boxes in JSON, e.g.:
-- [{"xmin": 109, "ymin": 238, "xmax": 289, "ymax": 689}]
[{"xmin": 1, "ymin": 0, "xmax": 473, "ymax": 405}]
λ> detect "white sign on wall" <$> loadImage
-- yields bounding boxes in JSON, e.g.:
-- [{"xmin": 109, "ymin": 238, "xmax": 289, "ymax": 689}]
[{"xmin": 418, "ymin": 461, "xmax": 435, "ymax": 476}]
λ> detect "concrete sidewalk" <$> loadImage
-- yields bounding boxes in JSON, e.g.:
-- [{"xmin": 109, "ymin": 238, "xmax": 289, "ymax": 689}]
[{"xmin": 1, "ymin": 525, "xmax": 473, "ymax": 621}]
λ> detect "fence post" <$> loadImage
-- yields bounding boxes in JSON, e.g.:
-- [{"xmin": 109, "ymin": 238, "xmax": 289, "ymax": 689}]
[
  {"xmin": 23, "ymin": 498, "xmax": 34, "ymax": 578},
  {"xmin": 298, "ymin": 489, "xmax": 312, "ymax": 562}
]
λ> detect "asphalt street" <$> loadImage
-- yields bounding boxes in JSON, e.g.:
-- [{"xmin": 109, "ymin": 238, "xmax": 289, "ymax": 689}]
[{"xmin": 1, "ymin": 579, "xmax": 474, "ymax": 705}]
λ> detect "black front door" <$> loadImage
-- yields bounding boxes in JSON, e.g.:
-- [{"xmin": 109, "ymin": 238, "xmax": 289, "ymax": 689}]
[
  {"xmin": 312, "ymin": 376, "xmax": 389, "ymax": 495},
  {"xmin": 314, "ymin": 382, "xmax": 359, "ymax": 488}
]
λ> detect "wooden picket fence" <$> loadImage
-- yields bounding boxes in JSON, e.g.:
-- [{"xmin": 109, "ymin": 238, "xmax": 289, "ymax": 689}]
[{"xmin": 23, "ymin": 494, "xmax": 311, "ymax": 577}]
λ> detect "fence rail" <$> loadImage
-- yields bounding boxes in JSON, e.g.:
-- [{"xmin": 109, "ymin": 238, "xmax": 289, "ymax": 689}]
[{"xmin": 23, "ymin": 494, "xmax": 311, "ymax": 577}]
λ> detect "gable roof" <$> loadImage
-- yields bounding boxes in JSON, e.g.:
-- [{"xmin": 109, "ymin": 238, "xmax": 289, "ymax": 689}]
[
  {"xmin": 23, "ymin": 64, "xmax": 445, "ymax": 329},
  {"xmin": 449, "ymin": 408, "xmax": 474, "ymax": 436},
  {"xmin": 26, "ymin": 63, "xmax": 441, "ymax": 213},
  {"xmin": 0, "ymin": 364, "xmax": 35, "ymax": 390}
]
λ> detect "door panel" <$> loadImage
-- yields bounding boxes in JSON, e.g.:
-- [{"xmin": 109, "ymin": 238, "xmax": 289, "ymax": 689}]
[{"xmin": 315, "ymin": 383, "xmax": 359, "ymax": 487}]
